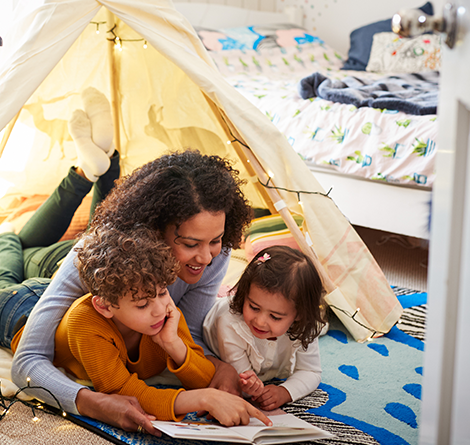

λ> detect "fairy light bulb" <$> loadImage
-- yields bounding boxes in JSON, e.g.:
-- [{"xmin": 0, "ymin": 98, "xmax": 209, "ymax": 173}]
[
  {"xmin": 32, "ymin": 416, "xmax": 40, "ymax": 422},
  {"xmin": 143, "ymin": 41, "xmax": 148, "ymax": 49},
  {"xmin": 227, "ymin": 140, "xmax": 231, "ymax": 144}
]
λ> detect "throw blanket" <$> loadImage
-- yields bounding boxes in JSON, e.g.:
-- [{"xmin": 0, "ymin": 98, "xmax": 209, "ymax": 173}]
[{"xmin": 298, "ymin": 71, "xmax": 439, "ymax": 115}]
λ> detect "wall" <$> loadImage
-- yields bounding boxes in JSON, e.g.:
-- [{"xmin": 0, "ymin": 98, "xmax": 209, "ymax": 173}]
[{"xmin": 276, "ymin": 0, "xmax": 447, "ymax": 54}]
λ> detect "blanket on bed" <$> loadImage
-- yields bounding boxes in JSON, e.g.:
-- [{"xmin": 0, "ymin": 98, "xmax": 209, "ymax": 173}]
[{"xmin": 298, "ymin": 71, "xmax": 439, "ymax": 115}]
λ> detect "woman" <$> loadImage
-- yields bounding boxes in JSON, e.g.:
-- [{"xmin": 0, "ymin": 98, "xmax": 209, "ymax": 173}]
[{"xmin": 11, "ymin": 149, "xmax": 255, "ymax": 434}]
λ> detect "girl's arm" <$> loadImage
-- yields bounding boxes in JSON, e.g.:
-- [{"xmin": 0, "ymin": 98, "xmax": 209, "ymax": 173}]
[{"xmin": 278, "ymin": 338, "xmax": 322, "ymax": 402}]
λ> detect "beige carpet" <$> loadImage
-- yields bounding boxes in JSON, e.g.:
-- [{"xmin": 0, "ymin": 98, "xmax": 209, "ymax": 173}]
[{"xmin": 0, "ymin": 227, "xmax": 428, "ymax": 444}]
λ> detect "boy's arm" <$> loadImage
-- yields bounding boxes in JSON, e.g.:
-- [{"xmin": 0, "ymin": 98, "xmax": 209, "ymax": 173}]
[{"xmin": 151, "ymin": 310, "xmax": 216, "ymax": 389}]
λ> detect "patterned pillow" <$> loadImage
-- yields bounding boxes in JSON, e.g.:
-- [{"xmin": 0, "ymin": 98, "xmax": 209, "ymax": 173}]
[
  {"xmin": 366, "ymin": 32, "xmax": 441, "ymax": 73},
  {"xmin": 244, "ymin": 214, "xmax": 303, "ymax": 262},
  {"xmin": 196, "ymin": 24, "xmax": 323, "ymax": 52}
]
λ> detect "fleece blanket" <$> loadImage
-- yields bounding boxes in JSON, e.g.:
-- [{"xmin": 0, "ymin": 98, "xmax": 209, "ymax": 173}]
[{"xmin": 298, "ymin": 72, "xmax": 439, "ymax": 115}]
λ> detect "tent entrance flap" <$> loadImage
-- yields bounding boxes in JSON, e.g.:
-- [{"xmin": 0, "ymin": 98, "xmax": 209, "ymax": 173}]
[{"xmin": 0, "ymin": 0, "xmax": 402, "ymax": 342}]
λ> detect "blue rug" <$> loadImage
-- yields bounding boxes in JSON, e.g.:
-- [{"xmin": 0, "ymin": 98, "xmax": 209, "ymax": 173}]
[{"xmin": 69, "ymin": 287, "xmax": 426, "ymax": 445}]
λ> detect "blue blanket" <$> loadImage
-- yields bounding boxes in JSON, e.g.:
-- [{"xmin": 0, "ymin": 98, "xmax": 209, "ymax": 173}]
[{"xmin": 298, "ymin": 71, "xmax": 439, "ymax": 115}]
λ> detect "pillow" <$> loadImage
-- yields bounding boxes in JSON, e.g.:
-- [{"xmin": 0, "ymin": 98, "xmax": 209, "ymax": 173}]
[
  {"xmin": 244, "ymin": 214, "xmax": 303, "ymax": 262},
  {"xmin": 342, "ymin": 1, "xmax": 434, "ymax": 71},
  {"xmin": 196, "ymin": 24, "xmax": 323, "ymax": 52},
  {"xmin": 5, "ymin": 195, "xmax": 92, "ymax": 241},
  {"xmin": 366, "ymin": 32, "xmax": 441, "ymax": 72}
]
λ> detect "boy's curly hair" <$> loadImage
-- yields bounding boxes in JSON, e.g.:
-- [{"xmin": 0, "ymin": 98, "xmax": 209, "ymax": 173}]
[
  {"xmin": 229, "ymin": 245, "xmax": 327, "ymax": 350},
  {"xmin": 75, "ymin": 225, "xmax": 179, "ymax": 306},
  {"xmin": 90, "ymin": 150, "xmax": 253, "ymax": 250}
]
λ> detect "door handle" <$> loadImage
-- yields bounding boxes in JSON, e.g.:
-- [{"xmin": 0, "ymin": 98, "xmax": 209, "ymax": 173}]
[{"xmin": 392, "ymin": 3, "xmax": 467, "ymax": 49}]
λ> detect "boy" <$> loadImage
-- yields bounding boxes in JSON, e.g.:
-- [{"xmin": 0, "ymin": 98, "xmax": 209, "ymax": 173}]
[{"xmin": 13, "ymin": 225, "xmax": 269, "ymax": 426}]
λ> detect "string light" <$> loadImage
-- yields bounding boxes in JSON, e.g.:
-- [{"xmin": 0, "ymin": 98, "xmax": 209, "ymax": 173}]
[
  {"xmin": 220, "ymin": 115, "xmax": 394, "ymax": 337},
  {"xmin": 106, "ymin": 24, "xmax": 147, "ymax": 51},
  {"xmin": 0, "ymin": 377, "xmax": 67, "ymax": 423},
  {"xmin": 91, "ymin": 21, "xmax": 106, "ymax": 35}
]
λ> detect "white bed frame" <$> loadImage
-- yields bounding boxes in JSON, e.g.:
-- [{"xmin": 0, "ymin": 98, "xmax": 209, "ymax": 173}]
[{"xmin": 174, "ymin": 0, "xmax": 439, "ymax": 239}]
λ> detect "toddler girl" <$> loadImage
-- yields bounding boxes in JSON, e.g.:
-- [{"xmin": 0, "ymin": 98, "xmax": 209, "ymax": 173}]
[{"xmin": 203, "ymin": 245, "xmax": 326, "ymax": 411}]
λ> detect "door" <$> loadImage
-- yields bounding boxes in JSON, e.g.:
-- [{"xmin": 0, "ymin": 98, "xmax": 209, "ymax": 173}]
[{"xmin": 419, "ymin": 1, "xmax": 470, "ymax": 444}]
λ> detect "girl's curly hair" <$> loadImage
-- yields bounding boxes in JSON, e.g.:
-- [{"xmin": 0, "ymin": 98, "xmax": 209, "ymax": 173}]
[
  {"xmin": 90, "ymin": 150, "xmax": 253, "ymax": 250},
  {"xmin": 75, "ymin": 225, "xmax": 179, "ymax": 306},
  {"xmin": 229, "ymin": 245, "xmax": 327, "ymax": 350}
]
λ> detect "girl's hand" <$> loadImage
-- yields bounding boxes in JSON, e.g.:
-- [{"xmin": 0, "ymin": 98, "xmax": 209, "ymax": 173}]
[
  {"xmin": 252, "ymin": 385, "xmax": 292, "ymax": 411},
  {"xmin": 239, "ymin": 370, "xmax": 264, "ymax": 398}
]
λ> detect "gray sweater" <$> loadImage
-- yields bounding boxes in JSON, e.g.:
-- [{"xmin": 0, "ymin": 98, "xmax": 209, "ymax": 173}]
[{"xmin": 11, "ymin": 244, "xmax": 230, "ymax": 414}]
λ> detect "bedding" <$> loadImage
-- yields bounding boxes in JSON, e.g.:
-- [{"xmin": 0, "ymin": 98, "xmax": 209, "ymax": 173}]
[
  {"xmin": 341, "ymin": 1, "xmax": 435, "ymax": 71},
  {"xmin": 202, "ymin": 35, "xmax": 438, "ymax": 187},
  {"xmin": 298, "ymin": 71, "xmax": 439, "ymax": 115}
]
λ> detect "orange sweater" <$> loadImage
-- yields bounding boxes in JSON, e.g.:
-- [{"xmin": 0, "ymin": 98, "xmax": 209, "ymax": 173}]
[{"xmin": 16, "ymin": 294, "xmax": 215, "ymax": 421}]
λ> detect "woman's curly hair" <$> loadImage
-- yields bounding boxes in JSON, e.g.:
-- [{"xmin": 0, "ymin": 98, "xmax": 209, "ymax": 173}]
[
  {"xmin": 90, "ymin": 150, "xmax": 253, "ymax": 250},
  {"xmin": 229, "ymin": 245, "xmax": 327, "ymax": 350},
  {"xmin": 75, "ymin": 225, "xmax": 179, "ymax": 306}
]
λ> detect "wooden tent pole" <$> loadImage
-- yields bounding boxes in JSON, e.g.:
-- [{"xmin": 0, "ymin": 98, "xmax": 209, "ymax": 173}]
[
  {"xmin": 237, "ymin": 142, "xmax": 336, "ymax": 294},
  {"xmin": 0, "ymin": 110, "xmax": 21, "ymax": 159},
  {"xmin": 106, "ymin": 10, "xmax": 121, "ymax": 155}
]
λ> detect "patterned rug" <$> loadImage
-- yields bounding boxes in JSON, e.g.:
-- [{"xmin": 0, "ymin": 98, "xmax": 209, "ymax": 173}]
[{"xmin": 67, "ymin": 287, "xmax": 426, "ymax": 445}]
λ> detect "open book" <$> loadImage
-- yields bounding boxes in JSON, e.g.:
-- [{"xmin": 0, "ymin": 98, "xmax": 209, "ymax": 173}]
[{"xmin": 151, "ymin": 413, "xmax": 333, "ymax": 444}]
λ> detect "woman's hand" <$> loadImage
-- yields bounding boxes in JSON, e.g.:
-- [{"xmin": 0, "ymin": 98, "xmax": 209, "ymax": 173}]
[
  {"xmin": 76, "ymin": 388, "xmax": 161, "ymax": 436},
  {"xmin": 206, "ymin": 356, "xmax": 241, "ymax": 396},
  {"xmin": 239, "ymin": 370, "xmax": 264, "ymax": 398},
  {"xmin": 174, "ymin": 388, "xmax": 272, "ymax": 427},
  {"xmin": 252, "ymin": 385, "xmax": 292, "ymax": 411},
  {"xmin": 152, "ymin": 300, "xmax": 187, "ymax": 366}
]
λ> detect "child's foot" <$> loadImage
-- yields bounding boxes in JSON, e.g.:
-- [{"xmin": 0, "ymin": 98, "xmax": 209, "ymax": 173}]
[
  {"xmin": 81, "ymin": 87, "xmax": 115, "ymax": 157},
  {"xmin": 68, "ymin": 109, "xmax": 110, "ymax": 182}
]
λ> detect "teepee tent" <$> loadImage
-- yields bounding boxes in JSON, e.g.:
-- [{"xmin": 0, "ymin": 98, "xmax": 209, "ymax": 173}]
[{"xmin": 0, "ymin": 0, "xmax": 402, "ymax": 342}]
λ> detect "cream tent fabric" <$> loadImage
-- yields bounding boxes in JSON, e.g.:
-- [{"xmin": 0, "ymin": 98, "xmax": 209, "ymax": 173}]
[{"xmin": 0, "ymin": 0, "xmax": 402, "ymax": 341}]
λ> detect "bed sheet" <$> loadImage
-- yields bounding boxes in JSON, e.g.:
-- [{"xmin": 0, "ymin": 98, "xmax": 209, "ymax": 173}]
[{"xmin": 209, "ymin": 43, "xmax": 438, "ymax": 187}]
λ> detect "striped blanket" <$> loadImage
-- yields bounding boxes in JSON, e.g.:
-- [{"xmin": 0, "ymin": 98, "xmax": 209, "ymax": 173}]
[{"xmin": 298, "ymin": 71, "xmax": 439, "ymax": 115}]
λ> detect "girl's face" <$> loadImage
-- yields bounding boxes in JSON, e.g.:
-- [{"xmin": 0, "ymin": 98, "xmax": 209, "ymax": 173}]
[
  {"xmin": 164, "ymin": 211, "xmax": 226, "ymax": 285},
  {"xmin": 242, "ymin": 284, "xmax": 297, "ymax": 340}
]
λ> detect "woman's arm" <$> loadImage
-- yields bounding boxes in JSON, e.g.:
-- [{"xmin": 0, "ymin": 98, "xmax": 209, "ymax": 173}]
[{"xmin": 11, "ymin": 248, "xmax": 88, "ymax": 413}]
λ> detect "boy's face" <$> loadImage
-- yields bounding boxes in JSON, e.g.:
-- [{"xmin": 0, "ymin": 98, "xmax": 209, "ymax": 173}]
[{"xmin": 108, "ymin": 286, "xmax": 172, "ymax": 336}]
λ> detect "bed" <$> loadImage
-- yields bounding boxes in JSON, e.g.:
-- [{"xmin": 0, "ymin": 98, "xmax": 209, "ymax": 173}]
[{"xmin": 173, "ymin": 0, "xmax": 444, "ymax": 240}]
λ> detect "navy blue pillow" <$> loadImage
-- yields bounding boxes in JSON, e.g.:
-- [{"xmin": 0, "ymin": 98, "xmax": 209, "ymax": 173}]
[{"xmin": 342, "ymin": 2, "xmax": 434, "ymax": 71}]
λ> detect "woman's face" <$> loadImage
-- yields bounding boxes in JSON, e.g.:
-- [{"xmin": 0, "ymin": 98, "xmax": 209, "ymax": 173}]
[{"xmin": 164, "ymin": 211, "xmax": 226, "ymax": 284}]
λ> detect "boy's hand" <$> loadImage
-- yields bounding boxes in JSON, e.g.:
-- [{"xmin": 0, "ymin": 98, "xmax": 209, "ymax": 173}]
[
  {"xmin": 239, "ymin": 370, "xmax": 264, "ymax": 398},
  {"xmin": 152, "ymin": 299, "xmax": 186, "ymax": 366},
  {"xmin": 252, "ymin": 385, "xmax": 292, "ymax": 411},
  {"xmin": 152, "ymin": 299, "xmax": 180, "ymax": 347}
]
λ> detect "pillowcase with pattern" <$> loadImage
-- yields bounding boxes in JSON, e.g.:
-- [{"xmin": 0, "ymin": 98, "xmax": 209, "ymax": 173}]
[
  {"xmin": 366, "ymin": 32, "xmax": 441, "ymax": 73},
  {"xmin": 196, "ymin": 24, "xmax": 323, "ymax": 51}
]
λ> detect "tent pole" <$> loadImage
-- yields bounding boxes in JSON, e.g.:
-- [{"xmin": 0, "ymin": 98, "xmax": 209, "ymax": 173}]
[
  {"xmin": 236, "ymin": 141, "xmax": 336, "ymax": 294},
  {"xmin": 106, "ymin": 10, "xmax": 121, "ymax": 155},
  {"xmin": 0, "ymin": 110, "xmax": 21, "ymax": 159}
]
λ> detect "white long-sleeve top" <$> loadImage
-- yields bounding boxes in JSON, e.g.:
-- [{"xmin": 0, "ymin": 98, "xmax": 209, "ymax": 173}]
[{"xmin": 203, "ymin": 297, "xmax": 321, "ymax": 402}]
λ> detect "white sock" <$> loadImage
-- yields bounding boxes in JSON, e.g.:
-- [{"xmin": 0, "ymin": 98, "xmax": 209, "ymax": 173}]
[
  {"xmin": 81, "ymin": 87, "xmax": 114, "ymax": 157},
  {"xmin": 68, "ymin": 109, "xmax": 110, "ymax": 182}
]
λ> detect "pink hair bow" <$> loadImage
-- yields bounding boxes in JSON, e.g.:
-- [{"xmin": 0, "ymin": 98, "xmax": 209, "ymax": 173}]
[{"xmin": 257, "ymin": 253, "xmax": 271, "ymax": 263}]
